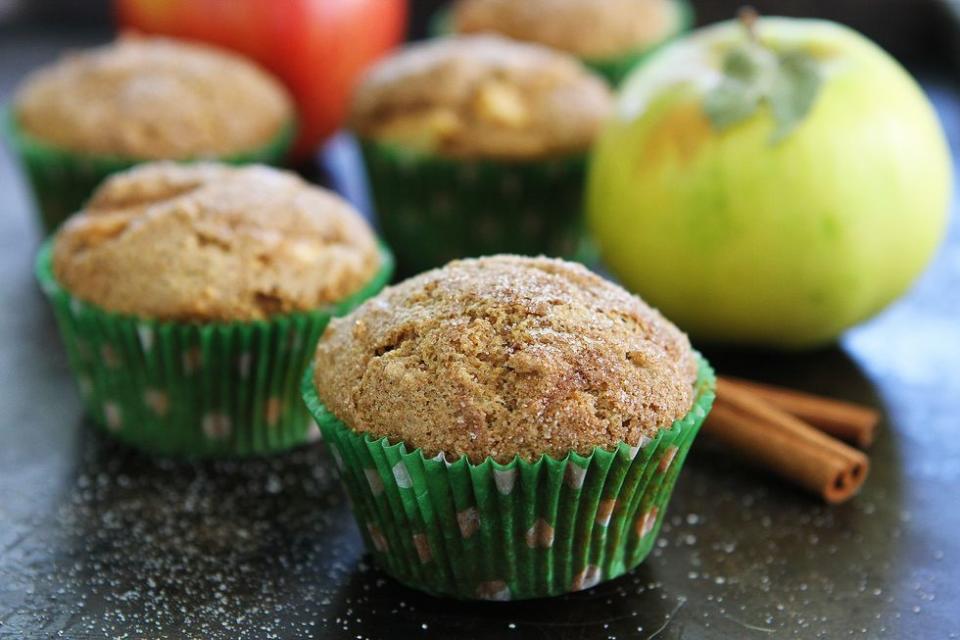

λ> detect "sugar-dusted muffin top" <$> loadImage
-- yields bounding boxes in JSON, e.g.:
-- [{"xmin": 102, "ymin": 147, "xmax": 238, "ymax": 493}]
[
  {"xmin": 451, "ymin": 0, "xmax": 683, "ymax": 60},
  {"xmin": 14, "ymin": 37, "xmax": 293, "ymax": 158},
  {"xmin": 349, "ymin": 35, "xmax": 612, "ymax": 160},
  {"xmin": 53, "ymin": 162, "xmax": 382, "ymax": 322},
  {"xmin": 313, "ymin": 255, "xmax": 698, "ymax": 463}
]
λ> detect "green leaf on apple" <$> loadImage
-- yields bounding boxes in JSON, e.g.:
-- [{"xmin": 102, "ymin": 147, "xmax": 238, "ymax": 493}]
[
  {"xmin": 704, "ymin": 40, "xmax": 822, "ymax": 144},
  {"xmin": 768, "ymin": 51, "xmax": 823, "ymax": 142}
]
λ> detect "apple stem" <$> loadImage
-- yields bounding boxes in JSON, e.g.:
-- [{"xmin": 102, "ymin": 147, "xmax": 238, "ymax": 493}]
[{"xmin": 738, "ymin": 6, "xmax": 760, "ymax": 41}]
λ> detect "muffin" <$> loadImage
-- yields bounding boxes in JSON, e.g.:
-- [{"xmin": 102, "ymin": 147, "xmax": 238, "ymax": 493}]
[
  {"xmin": 5, "ymin": 37, "xmax": 295, "ymax": 232},
  {"xmin": 445, "ymin": 0, "xmax": 693, "ymax": 84},
  {"xmin": 37, "ymin": 162, "xmax": 392, "ymax": 457},
  {"xmin": 349, "ymin": 35, "xmax": 613, "ymax": 275},
  {"xmin": 301, "ymin": 256, "xmax": 715, "ymax": 599}
]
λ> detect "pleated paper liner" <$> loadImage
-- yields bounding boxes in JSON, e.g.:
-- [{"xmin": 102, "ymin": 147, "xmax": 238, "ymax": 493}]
[
  {"xmin": 302, "ymin": 354, "xmax": 715, "ymax": 600},
  {"xmin": 359, "ymin": 140, "xmax": 587, "ymax": 276},
  {"xmin": 35, "ymin": 240, "xmax": 393, "ymax": 458},
  {"xmin": 3, "ymin": 109, "xmax": 295, "ymax": 233},
  {"xmin": 427, "ymin": 0, "xmax": 694, "ymax": 86}
]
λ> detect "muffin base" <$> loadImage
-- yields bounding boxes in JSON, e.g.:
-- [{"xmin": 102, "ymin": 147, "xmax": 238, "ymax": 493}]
[
  {"xmin": 361, "ymin": 140, "xmax": 587, "ymax": 276},
  {"xmin": 582, "ymin": 0, "xmax": 694, "ymax": 85},
  {"xmin": 35, "ymin": 240, "xmax": 393, "ymax": 458},
  {"xmin": 302, "ymin": 353, "xmax": 715, "ymax": 600},
  {"xmin": 428, "ymin": 0, "xmax": 694, "ymax": 86},
  {"xmin": 3, "ymin": 109, "xmax": 295, "ymax": 233}
]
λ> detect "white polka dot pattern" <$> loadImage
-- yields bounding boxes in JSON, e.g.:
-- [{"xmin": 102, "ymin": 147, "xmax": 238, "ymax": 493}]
[
  {"xmin": 237, "ymin": 352, "xmax": 252, "ymax": 378},
  {"xmin": 202, "ymin": 413, "xmax": 232, "ymax": 440},
  {"xmin": 137, "ymin": 325, "xmax": 154, "ymax": 353},
  {"xmin": 143, "ymin": 389, "xmax": 169, "ymax": 416},
  {"xmin": 571, "ymin": 565, "xmax": 602, "ymax": 591},
  {"xmin": 457, "ymin": 508, "xmax": 480, "ymax": 539},
  {"xmin": 596, "ymin": 499, "xmax": 616, "ymax": 526},
  {"xmin": 367, "ymin": 523, "xmax": 389, "ymax": 553},
  {"xmin": 658, "ymin": 445, "xmax": 679, "ymax": 473},
  {"xmin": 103, "ymin": 402, "xmax": 122, "ymax": 431},
  {"xmin": 392, "ymin": 461, "xmax": 412, "ymax": 489},
  {"xmin": 264, "ymin": 397, "xmax": 282, "ymax": 428},
  {"xmin": 364, "ymin": 469, "xmax": 384, "ymax": 496},
  {"xmin": 525, "ymin": 519, "xmax": 555, "ymax": 549},
  {"xmin": 412, "ymin": 533, "xmax": 431, "ymax": 564},
  {"xmin": 564, "ymin": 463, "xmax": 587, "ymax": 489},
  {"xmin": 475, "ymin": 580, "xmax": 511, "ymax": 601},
  {"xmin": 100, "ymin": 345, "xmax": 121, "ymax": 369},
  {"xmin": 493, "ymin": 468, "xmax": 517, "ymax": 495},
  {"xmin": 635, "ymin": 507, "xmax": 659, "ymax": 540}
]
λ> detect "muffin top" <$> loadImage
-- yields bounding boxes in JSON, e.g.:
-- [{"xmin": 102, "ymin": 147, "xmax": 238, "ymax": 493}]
[
  {"xmin": 313, "ymin": 255, "xmax": 698, "ymax": 463},
  {"xmin": 349, "ymin": 35, "xmax": 612, "ymax": 160},
  {"xmin": 451, "ymin": 0, "xmax": 683, "ymax": 60},
  {"xmin": 53, "ymin": 162, "xmax": 382, "ymax": 322},
  {"xmin": 14, "ymin": 37, "xmax": 293, "ymax": 158}
]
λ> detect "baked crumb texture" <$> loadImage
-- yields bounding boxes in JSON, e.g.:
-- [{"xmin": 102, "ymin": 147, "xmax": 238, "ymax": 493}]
[
  {"xmin": 349, "ymin": 35, "xmax": 612, "ymax": 160},
  {"xmin": 53, "ymin": 162, "xmax": 381, "ymax": 322},
  {"xmin": 15, "ymin": 37, "xmax": 293, "ymax": 158},
  {"xmin": 314, "ymin": 255, "xmax": 698, "ymax": 463},
  {"xmin": 452, "ymin": 0, "xmax": 681, "ymax": 59}
]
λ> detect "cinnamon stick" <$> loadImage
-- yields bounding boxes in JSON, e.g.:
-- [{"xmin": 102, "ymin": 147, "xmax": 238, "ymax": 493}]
[
  {"xmin": 703, "ymin": 379, "xmax": 869, "ymax": 503},
  {"xmin": 719, "ymin": 376, "xmax": 880, "ymax": 447}
]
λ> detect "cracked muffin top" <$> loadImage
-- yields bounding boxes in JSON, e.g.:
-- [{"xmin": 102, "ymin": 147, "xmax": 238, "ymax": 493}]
[
  {"xmin": 52, "ymin": 162, "xmax": 382, "ymax": 322},
  {"xmin": 451, "ymin": 0, "xmax": 684, "ymax": 60},
  {"xmin": 14, "ymin": 37, "xmax": 293, "ymax": 158},
  {"xmin": 313, "ymin": 255, "xmax": 698, "ymax": 463},
  {"xmin": 349, "ymin": 35, "xmax": 612, "ymax": 160}
]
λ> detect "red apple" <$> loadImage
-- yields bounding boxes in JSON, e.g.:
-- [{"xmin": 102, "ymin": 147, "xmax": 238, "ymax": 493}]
[{"xmin": 116, "ymin": 0, "xmax": 408, "ymax": 159}]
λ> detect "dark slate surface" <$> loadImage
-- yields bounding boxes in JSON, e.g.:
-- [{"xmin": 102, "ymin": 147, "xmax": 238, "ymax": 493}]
[{"xmin": 1, "ymin": 26, "xmax": 958, "ymax": 640}]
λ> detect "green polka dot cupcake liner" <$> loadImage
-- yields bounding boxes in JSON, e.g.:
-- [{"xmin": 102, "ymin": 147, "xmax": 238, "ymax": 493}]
[
  {"xmin": 360, "ymin": 140, "xmax": 588, "ymax": 276},
  {"xmin": 427, "ymin": 0, "xmax": 694, "ymax": 86},
  {"xmin": 3, "ymin": 109, "xmax": 296, "ymax": 233},
  {"xmin": 302, "ymin": 354, "xmax": 715, "ymax": 600},
  {"xmin": 35, "ymin": 240, "xmax": 393, "ymax": 458}
]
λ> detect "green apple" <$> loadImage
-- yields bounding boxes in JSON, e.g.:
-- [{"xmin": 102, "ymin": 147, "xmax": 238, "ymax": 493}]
[{"xmin": 587, "ymin": 16, "xmax": 952, "ymax": 348}]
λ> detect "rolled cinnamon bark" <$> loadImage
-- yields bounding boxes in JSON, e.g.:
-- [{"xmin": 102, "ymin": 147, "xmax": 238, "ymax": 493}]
[
  {"xmin": 704, "ymin": 379, "xmax": 869, "ymax": 503},
  {"xmin": 719, "ymin": 376, "xmax": 880, "ymax": 447}
]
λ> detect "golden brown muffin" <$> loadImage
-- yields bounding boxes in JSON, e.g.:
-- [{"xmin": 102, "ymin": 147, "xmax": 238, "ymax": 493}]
[
  {"xmin": 349, "ymin": 35, "xmax": 612, "ymax": 160},
  {"xmin": 53, "ymin": 162, "xmax": 381, "ymax": 322},
  {"xmin": 14, "ymin": 37, "xmax": 293, "ymax": 158},
  {"xmin": 313, "ymin": 255, "xmax": 697, "ymax": 463},
  {"xmin": 451, "ymin": 0, "xmax": 683, "ymax": 60}
]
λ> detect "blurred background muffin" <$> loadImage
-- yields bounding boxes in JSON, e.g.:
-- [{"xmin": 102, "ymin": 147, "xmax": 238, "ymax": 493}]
[
  {"xmin": 350, "ymin": 35, "xmax": 612, "ymax": 275},
  {"xmin": 445, "ymin": 0, "xmax": 693, "ymax": 84},
  {"xmin": 38, "ymin": 161, "xmax": 392, "ymax": 457},
  {"xmin": 6, "ymin": 36, "xmax": 295, "ymax": 232}
]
